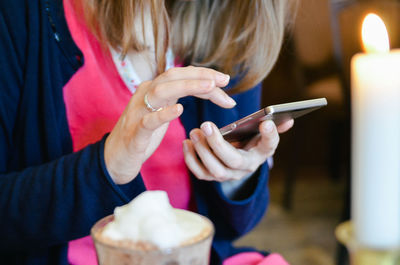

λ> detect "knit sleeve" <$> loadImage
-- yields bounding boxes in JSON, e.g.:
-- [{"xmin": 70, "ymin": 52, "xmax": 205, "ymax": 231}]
[{"xmin": 0, "ymin": 2, "xmax": 146, "ymax": 253}]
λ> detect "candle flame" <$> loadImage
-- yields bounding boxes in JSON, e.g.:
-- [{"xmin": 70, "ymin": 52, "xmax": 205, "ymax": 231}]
[{"xmin": 362, "ymin": 13, "xmax": 390, "ymax": 53}]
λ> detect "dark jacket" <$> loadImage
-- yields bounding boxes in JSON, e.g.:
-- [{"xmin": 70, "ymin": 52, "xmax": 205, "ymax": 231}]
[{"xmin": 0, "ymin": 0, "xmax": 270, "ymax": 264}]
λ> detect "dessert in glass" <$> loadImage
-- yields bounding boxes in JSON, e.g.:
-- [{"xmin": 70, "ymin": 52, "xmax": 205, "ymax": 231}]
[{"xmin": 91, "ymin": 191, "xmax": 214, "ymax": 265}]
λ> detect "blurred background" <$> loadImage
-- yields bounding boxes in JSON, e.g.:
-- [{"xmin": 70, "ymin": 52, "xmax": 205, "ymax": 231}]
[{"xmin": 233, "ymin": 0, "xmax": 400, "ymax": 264}]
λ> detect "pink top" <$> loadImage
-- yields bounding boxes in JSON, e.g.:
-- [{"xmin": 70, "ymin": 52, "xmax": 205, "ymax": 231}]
[
  {"xmin": 62, "ymin": 1, "xmax": 192, "ymax": 264},
  {"xmin": 62, "ymin": 1, "xmax": 289, "ymax": 264}
]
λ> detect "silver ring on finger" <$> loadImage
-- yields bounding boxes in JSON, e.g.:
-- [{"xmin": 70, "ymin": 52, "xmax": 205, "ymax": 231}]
[{"xmin": 144, "ymin": 93, "xmax": 163, "ymax": 112}]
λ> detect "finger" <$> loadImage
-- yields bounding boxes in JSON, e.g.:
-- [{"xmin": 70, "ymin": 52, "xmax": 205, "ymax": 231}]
[
  {"xmin": 252, "ymin": 120, "xmax": 280, "ymax": 159},
  {"xmin": 147, "ymin": 79, "xmax": 236, "ymax": 110},
  {"xmin": 133, "ymin": 104, "xmax": 183, "ymax": 144},
  {"xmin": 199, "ymin": 86, "xmax": 237, "ymax": 109},
  {"xmin": 200, "ymin": 122, "xmax": 251, "ymax": 171},
  {"xmin": 157, "ymin": 66, "xmax": 230, "ymax": 88},
  {"xmin": 277, "ymin": 119, "xmax": 294, "ymax": 133},
  {"xmin": 182, "ymin": 140, "xmax": 215, "ymax": 181},
  {"xmin": 189, "ymin": 129, "xmax": 233, "ymax": 181}
]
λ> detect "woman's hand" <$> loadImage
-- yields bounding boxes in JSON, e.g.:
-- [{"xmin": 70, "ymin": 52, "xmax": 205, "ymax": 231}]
[
  {"xmin": 183, "ymin": 119, "xmax": 294, "ymax": 182},
  {"xmin": 104, "ymin": 66, "xmax": 236, "ymax": 185}
]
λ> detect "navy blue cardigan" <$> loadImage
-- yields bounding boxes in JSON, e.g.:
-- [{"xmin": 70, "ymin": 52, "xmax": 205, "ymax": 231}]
[{"xmin": 0, "ymin": 0, "xmax": 270, "ymax": 264}]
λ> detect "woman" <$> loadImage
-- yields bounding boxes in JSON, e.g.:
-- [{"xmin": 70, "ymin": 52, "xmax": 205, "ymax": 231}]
[{"xmin": 0, "ymin": 0, "xmax": 294, "ymax": 264}]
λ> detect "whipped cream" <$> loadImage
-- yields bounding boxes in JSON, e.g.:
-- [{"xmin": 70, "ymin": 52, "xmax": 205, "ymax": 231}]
[{"xmin": 102, "ymin": 191, "xmax": 207, "ymax": 249}]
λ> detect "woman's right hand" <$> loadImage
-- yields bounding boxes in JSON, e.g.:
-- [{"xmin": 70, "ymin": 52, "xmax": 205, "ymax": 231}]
[{"xmin": 104, "ymin": 66, "xmax": 236, "ymax": 184}]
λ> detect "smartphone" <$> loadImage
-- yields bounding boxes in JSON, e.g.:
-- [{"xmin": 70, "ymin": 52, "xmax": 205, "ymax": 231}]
[{"xmin": 220, "ymin": 98, "xmax": 328, "ymax": 142}]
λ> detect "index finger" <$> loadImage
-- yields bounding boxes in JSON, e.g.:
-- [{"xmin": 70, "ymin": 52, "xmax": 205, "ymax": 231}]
[
  {"xmin": 200, "ymin": 122, "xmax": 251, "ymax": 170},
  {"xmin": 156, "ymin": 66, "xmax": 231, "ymax": 88},
  {"xmin": 147, "ymin": 79, "xmax": 236, "ymax": 109}
]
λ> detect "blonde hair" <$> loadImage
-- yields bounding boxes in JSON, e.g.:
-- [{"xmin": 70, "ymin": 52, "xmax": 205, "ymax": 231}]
[{"xmin": 82, "ymin": 0, "xmax": 294, "ymax": 93}]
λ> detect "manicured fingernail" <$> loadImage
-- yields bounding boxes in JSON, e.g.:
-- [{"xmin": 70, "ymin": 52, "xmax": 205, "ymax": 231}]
[
  {"xmin": 225, "ymin": 74, "xmax": 230, "ymax": 82},
  {"xmin": 174, "ymin": 104, "xmax": 183, "ymax": 114},
  {"xmin": 190, "ymin": 131, "xmax": 199, "ymax": 143},
  {"xmin": 217, "ymin": 73, "xmax": 230, "ymax": 84},
  {"xmin": 201, "ymin": 122, "xmax": 213, "ymax": 136},
  {"xmin": 264, "ymin": 120, "xmax": 274, "ymax": 133},
  {"xmin": 201, "ymin": 80, "xmax": 214, "ymax": 88},
  {"xmin": 225, "ymin": 95, "xmax": 236, "ymax": 106}
]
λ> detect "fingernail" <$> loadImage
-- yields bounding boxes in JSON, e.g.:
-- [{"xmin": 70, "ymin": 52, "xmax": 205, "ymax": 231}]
[
  {"xmin": 201, "ymin": 80, "xmax": 214, "ymax": 88},
  {"xmin": 201, "ymin": 122, "xmax": 213, "ymax": 136},
  {"xmin": 225, "ymin": 74, "xmax": 230, "ymax": 83},
  {"xmin": 217, "ymin": 73, "xmax": 230, "ymax": 84},
  {"xmin": 264, "ymin": 120, "xmax": 274, "ymax": 133},
  {"xmin": 225, "ymin": 95, "xmax": 236, "ymax": 106},
  {"xmin": 174, "ymin": 104, "xmax": 183, "ymax": 114},
  {"xmin": 190, "ymin": 131, "xmax": 199, "ymax": 143}
]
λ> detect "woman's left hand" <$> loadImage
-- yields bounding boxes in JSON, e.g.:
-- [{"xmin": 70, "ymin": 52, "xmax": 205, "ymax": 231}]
[{"xmin": 183, "ymin": 119, "xmax": 294, "ymax": 182}]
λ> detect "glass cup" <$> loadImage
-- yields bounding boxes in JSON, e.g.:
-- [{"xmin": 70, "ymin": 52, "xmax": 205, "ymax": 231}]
[{"xmin": 91, "ymin": 209, "xmax": 214, "ymax": 265}]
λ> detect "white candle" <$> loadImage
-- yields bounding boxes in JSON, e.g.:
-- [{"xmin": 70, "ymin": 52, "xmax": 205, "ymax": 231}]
[{"xmin": 352, "ymin": 13, "xmax": 400, "ymax": 249}]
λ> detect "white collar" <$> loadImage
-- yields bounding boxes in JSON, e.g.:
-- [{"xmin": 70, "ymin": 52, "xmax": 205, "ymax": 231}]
[{"xmin": 110, "ymin": 47, "xmax": 175, "ymax": 94}]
